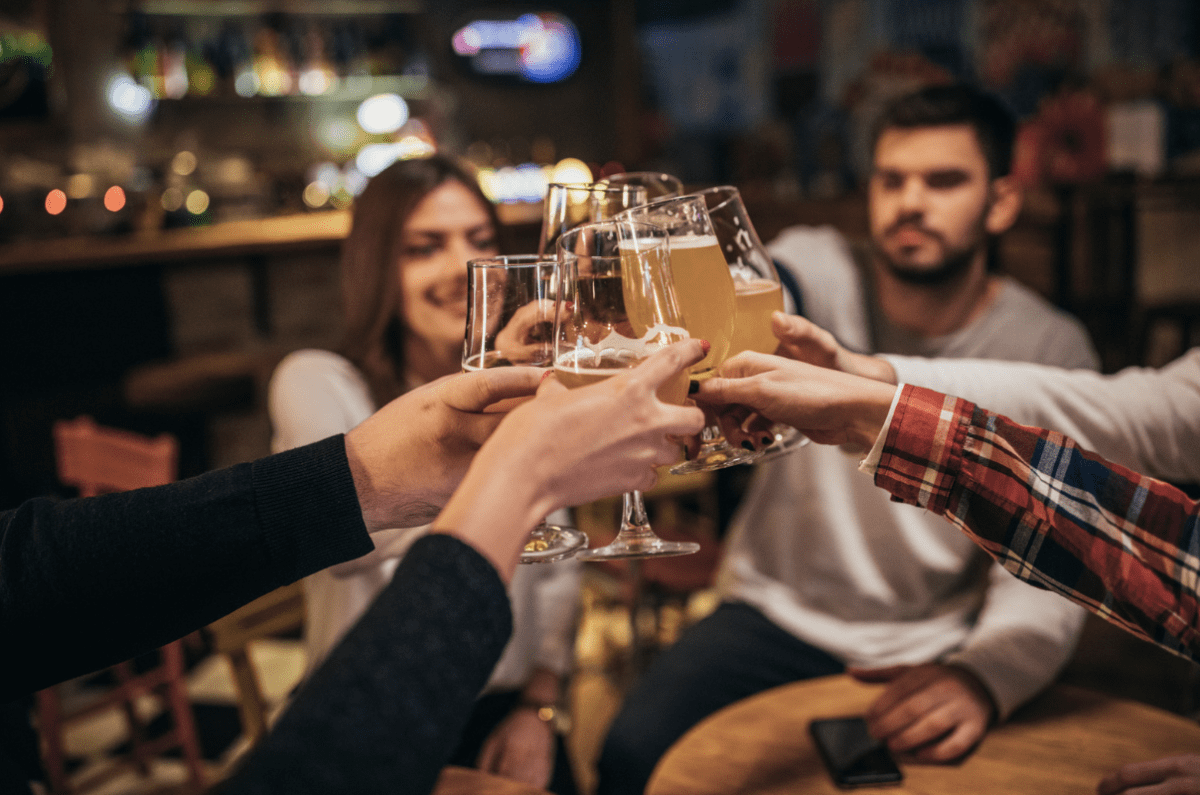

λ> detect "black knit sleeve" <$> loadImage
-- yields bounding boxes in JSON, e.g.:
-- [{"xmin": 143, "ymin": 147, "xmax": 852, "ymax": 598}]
[
  {"xmin": 0, "ymin": 435, "xmax": 373, "ymax": 700},
  {"xmin": 221, "ymin": 534, "xmax": 513, "ymax": 795}
]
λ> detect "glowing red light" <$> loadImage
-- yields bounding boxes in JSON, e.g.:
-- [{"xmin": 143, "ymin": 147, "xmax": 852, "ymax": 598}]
[
  {"xmin": 104, "ymin": 185, "xmax": 126, "ymax": 212},
  {"xmin": 45, "ymin": 189, "xmax": 67, "ymax": 215},
  {"xmin": 0, "ymin": 194, "xmax": 4, "ymax": 214}
]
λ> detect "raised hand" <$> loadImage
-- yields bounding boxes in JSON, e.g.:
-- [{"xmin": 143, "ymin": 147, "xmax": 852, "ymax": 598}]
[
  {"xmin": 693, "ymin": 352, "xmax": 897, "ymax": 449},
  {"xmin": 770, "ymin": 312, "xmax": 898, "ymax": 384},
  {"xmin": 345, "ymin": 366, "xmax": 543, "ymax": 532},
  {"xmin": 434, "ymin": 339, "xmax": 707, "ymax": 578}
]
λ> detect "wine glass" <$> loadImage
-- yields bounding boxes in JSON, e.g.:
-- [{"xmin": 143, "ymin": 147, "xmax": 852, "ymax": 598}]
[
  {"xmin": 539, "ymin": 182, "xmax": 648, "ymax": 255},
  {"xmin": 618, "ymin": 194, "xmax": 756, "ymax": 474},
  {"xmin": 698, "ymin": 185, "xmax": 809, "ymax": 459},
  {"xmin": 463, "ymin": 254, "xmax": 589, "ymax": 563},
  {"xmin": 553, "ymin": 219, "xmax": 699, "ymax": 560},
  {"xmin": 599, "ymin": 172, "xmax": 685, "ymax": 200}
]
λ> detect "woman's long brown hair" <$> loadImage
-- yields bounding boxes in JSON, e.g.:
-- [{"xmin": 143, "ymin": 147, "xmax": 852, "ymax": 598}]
[{"xmin": 338, "ymin": 154, "xmax": 500, "ymax": 406}]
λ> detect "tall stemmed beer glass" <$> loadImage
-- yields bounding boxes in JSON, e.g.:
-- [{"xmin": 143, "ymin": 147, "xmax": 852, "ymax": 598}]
[
  {"xmin": 463, "ymin": 255, "xmax": 589, "ymax": 563},
  {"xmin": 699, "ymin": 186, "xmax": 809, "ymax": 458},
  {"xmin": 539, "ymin": 183, "xmax": 647, "ymax": 256},
  {"xmin": 618, "ymin": 194, "xmax": 753, "ymax": 473},
  {"xmin": 553, "ymin": 220, "xmax": 700, "ymax": 560}
]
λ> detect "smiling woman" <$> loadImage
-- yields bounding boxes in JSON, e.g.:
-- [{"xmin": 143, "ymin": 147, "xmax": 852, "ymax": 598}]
[{"xmin": 265, "ymin": 154, "xmax": 583, "ymax": 794}]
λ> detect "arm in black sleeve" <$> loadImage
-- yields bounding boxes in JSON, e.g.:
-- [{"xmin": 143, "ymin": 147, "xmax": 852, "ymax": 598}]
[
  {"xmin": 0, "ymin": 436, "xmax": 374, "ymax": 700},
  {"xmin": 220, "ymin": 534, "xmax": 513, "ymax": 795}
]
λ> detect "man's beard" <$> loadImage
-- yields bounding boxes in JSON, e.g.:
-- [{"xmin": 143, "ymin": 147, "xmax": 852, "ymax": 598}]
[{"xmin": 872, "ymin": 216, "xmax": 987, "ymax": 286}]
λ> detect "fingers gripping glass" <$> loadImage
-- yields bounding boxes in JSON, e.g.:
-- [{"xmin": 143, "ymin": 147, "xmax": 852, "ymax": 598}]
[
  {"xmin": 617, "ymin": 194, "xmax": 755, "ymax": 474},
  {"xmin": 699, "ymin": 185, "xmax": 809, "ymax": 459},
  {"xmin": 539, "ymin": 182, "xmax": 648, "ymax": 256},
  {"xmin": 553, "ymin": 220, "xmax": 700, "ymax": 560},
  {"xmin": 463, "ymin": 255, "xmax": 589, "ymax": 563}
]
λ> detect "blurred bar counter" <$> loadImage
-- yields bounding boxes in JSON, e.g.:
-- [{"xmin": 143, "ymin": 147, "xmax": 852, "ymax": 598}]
[{"xmin": 0, "ymin": 210, "xmax": 351, "ymax": 275}]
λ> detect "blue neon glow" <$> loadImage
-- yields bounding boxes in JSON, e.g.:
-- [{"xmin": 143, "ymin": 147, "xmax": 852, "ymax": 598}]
[{"xmin": 452, "ymin": 13, "xmax": 580, "ymax": 84}]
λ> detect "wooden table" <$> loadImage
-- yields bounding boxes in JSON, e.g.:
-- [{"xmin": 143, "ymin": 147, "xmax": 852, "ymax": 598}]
[
  {"xmin": 647, "ymin": 674, "xmax": 1200, "ymax": 795},
  {"xmin": 433, "ymin": 766, "xmax": 551, "ymax": 794}
]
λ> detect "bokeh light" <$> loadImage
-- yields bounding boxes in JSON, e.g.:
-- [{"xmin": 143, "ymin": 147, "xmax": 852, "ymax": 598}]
[
  {"xmin": 45, "ymin": 189, "xmax": 66, "ymax": 215},
  {"xmin": 104, "ymin": 186, "xmax": 126, "ymax": 212},
  {"xmin": 355, "ymin": 143, "xmax": 403, "ymax": 177},
  {"xmin": 185, "ymin": 189, "xmax": 210, "ymax": 215},
  {"xmin": 172, "ymin": 151, "xmax": 197, "ymax": 176},
  {"xmin": 550, "ymin": 158, "xmax": 592, "ymax": 186},
  {"xmin": 302, "ymin": 181, "xmax": 330, "ymax": 209},
  {"xmin": 356, "ymin": 93, "xmax": 409, "ymax": 134},
  {"xmin": 107, "ymin": 73, "xmax": 153, "ymax": 122}
]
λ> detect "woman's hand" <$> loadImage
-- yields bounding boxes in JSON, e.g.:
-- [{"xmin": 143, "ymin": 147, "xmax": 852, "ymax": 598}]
[
  {"xmin": 693, "ymin": 352, "xmax": 897, "ymax": 450},
  {"xmin": 434, "ymin": 339, "xmax": 707, "ymax": 580},
  {"xmin": 493, "ymin": 299, "xmax": 556, "ymax": 366}
]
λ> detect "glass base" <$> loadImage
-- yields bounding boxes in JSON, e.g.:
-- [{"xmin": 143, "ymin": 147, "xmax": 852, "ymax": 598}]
[
  {"xmin": 519, "ymin": 524, "xmax": 589, "ymax": 564},
  {"xmin": 670, "ymin": 438, "xmax": 760, "ymax": 474},
  {"xmin": 575, "ymin": 536, "xmax": 700, "ymax": 561},
  {"xmin": 756, "ymin": 424, "xmax": 811, "ymax": 463}
]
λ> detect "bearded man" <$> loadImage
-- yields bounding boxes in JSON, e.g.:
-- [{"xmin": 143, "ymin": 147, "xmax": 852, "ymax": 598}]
[{"xmin": 597, "ymin": 84, "xmax": 1100, "ymax": 795}]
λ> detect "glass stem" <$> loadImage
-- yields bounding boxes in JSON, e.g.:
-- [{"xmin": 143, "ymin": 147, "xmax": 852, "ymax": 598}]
[{"xmin": 619, "ymin": 491, "xmax": 654, "ymax": 539}]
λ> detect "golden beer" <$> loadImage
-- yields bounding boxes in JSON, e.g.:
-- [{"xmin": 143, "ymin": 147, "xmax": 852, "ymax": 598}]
[
  {"xmin": 663, "ymin": 234, "xmax": 735, "ymax": 376},
  {"xmin": 728, "ymin": 279, "xmax": 785, "ymax": 357}
]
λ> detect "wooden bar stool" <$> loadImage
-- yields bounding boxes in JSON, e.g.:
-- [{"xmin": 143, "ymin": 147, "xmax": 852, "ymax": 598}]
[{"xmin": 37, "ymin": 416, "xmax": 205, "ymax": 794}]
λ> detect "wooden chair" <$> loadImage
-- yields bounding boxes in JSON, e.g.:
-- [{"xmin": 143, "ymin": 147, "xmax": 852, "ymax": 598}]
[
  {"xmin": 37, "ymin": 416, "xmax": 205, "ymax": 794},
  {"xmin": 205, "ymin": 581, "xmax": 306, "ymax": 745}
]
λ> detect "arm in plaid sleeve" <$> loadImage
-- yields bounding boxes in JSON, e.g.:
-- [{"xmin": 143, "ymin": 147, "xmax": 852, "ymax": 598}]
[{"xmin": 874, "ymin": 384, "xmax": 1200, "ymax": 663}]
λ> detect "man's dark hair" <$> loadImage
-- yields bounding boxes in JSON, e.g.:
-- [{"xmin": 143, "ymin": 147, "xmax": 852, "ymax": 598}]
[{"xmin": 871, "ymin": 84, "xmax": 1017, "ymax": 178}]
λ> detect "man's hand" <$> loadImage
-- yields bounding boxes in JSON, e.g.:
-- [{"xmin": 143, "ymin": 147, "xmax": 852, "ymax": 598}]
[
  {"xmin": 344, "ymin": 367, "xmax": 542, "ymax": 533},
  {"xmin": 1097, "ymin": 755, "xmax": 1200, "ymax": 795},
  {"xmin": 477, "ymin": 708, "xmax": 556, "ymax": 789},
  {"xmin": 693, "ymin": 352, "xmax": 897, "ymax": 449},
  {"xmin": 771, "ymin": 313, "xmax": 898, "ymax": 384},
  {"xmin": 851, "ymin": 663, "xmax": 996, "ymax": 763}
]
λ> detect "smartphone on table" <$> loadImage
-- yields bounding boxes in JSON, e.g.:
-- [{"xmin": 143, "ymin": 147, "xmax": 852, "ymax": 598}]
[{"xmin": 809, "ymin": 716, "xmax": 903, "ymax": 788}]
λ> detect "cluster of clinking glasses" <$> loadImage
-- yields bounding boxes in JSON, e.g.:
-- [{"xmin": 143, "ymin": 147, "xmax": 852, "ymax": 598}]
[{"xmin": 461, "ymin": 172, "xmax": 808, "ymax": 564}]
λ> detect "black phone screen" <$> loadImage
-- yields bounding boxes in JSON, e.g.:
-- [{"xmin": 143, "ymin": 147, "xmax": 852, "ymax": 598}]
[{"xmin": 809, "ymin": 716, "xmax": 903, "ymax": 788}]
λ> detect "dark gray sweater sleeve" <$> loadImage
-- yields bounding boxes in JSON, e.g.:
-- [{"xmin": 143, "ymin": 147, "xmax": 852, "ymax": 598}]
[
  {"xmin": 221, "ymin": 533, "xmax": 514, "ymax": 795},
  {"xmin": 0, "ymin": 435, "xmax": 374, "ymax": 701}
]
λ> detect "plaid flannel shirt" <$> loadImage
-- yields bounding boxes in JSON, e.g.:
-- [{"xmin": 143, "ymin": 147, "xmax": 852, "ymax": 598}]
[{"xmin": 873, "ymin": 384, "xmax": 1200, "ymax": 662}]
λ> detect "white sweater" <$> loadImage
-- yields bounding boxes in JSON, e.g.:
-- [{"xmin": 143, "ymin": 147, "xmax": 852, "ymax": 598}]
[
  {"xmin": 717, "ymin": 226, "xmax": 1097, "ymax": 719},
  {"xmin": 886, "ymin": 347, "xmax": 1200, "ymax": 483}
]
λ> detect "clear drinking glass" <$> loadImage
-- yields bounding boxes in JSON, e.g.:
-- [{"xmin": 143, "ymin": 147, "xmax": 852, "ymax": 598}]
[
  {"xmin": 698, "ymin": 185, "xmax": 809, "ymax": 459},
  {"xmin": 553, "ymin": 219, "xmax": 700, "ymax": 560},
  {"xmin": 599, "ymin": 172, "xmax": 685, "ymax": 200},
  {"xmin": 618, "ymin": 194, "xmax": 755, "ymax": 474},
  {"xmin": 463, "ymin": 255, "xmax": 589, "ymax": 563},
  {"xmin": 539, "ymin": 182, "xmax": 648, "ymax": 256}
]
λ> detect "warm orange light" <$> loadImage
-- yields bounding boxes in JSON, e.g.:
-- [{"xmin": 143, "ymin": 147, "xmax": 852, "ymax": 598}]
[
  {"xmin": 104, "ymin": 185, "xmax": 127, "ymax": 212},
  {"xmin": 45, "ymin": 189, "xmax": 66, "ymax": 215},
  {"xmin": 0, "ymin": 194, "xmax": 4, "ymax": 214}
]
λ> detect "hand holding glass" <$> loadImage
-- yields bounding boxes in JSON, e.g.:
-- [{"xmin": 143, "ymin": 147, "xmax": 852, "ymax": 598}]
[
  {"xmin": 463, "ymin": 255, "xmax": 589, "ymax": 562},
  {"xmin": 699, "ymin": 185, "xmax": 809, "ymax": 458},
  {"xmin": 553, "ymin": 219, "xmax": 699, "ymax": 559}
]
